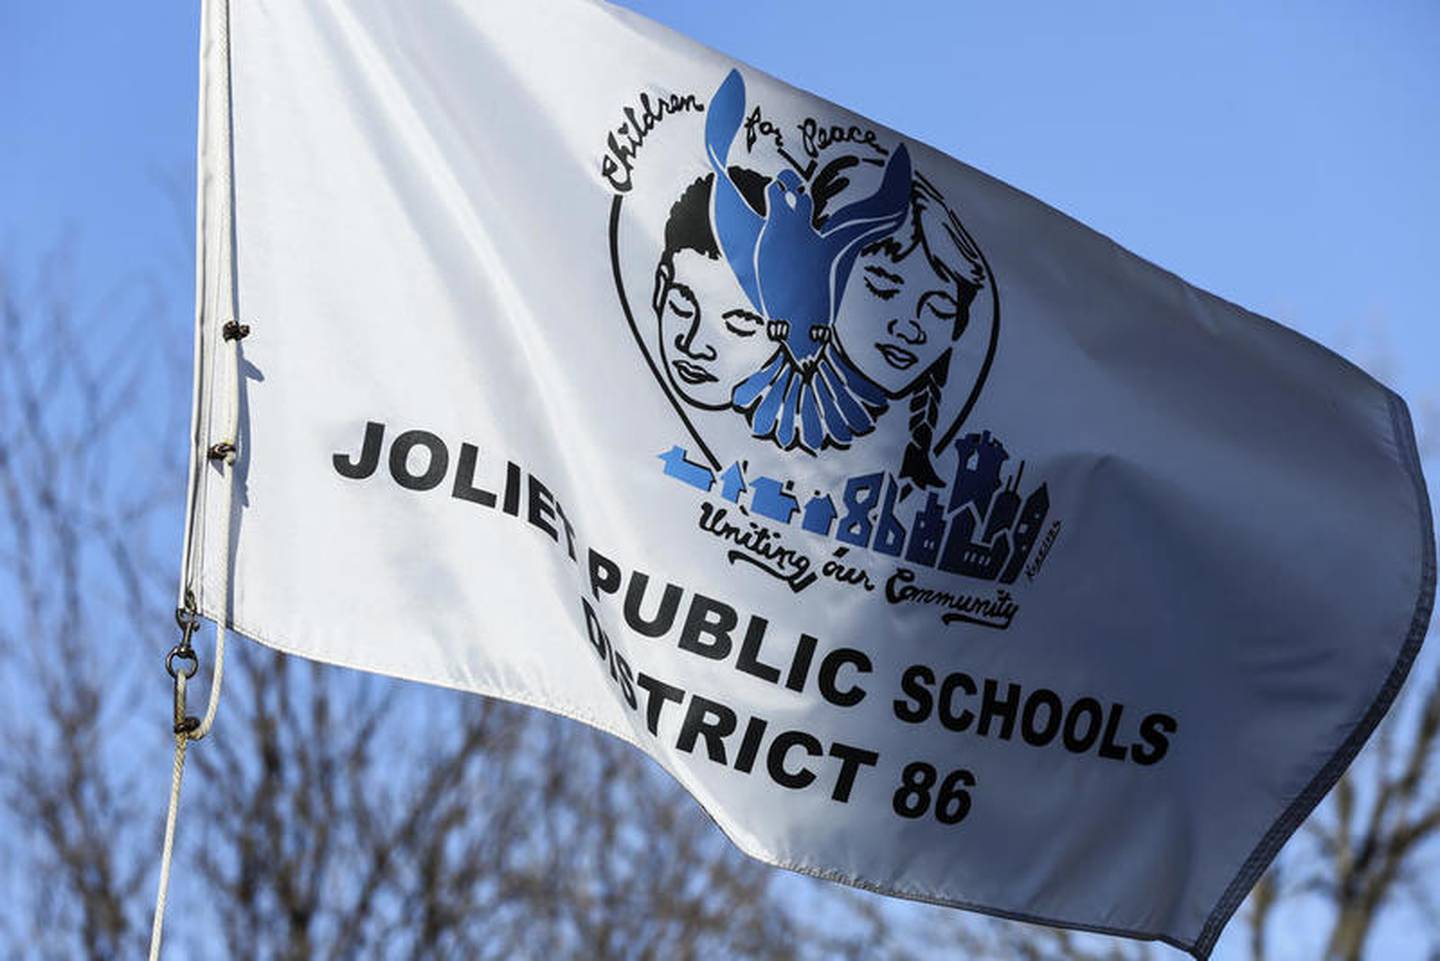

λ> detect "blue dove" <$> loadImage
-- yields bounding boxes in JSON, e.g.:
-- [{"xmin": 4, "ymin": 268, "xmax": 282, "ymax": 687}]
[{"xmin": 704, "ymin": 69, "xmax": 912, "ymax": 452}]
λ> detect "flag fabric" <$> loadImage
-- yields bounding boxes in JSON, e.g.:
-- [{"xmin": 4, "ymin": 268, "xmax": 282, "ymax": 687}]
[{"xmin": 182, "ymin": 0, "xmax": 1434, "ymax": 955}]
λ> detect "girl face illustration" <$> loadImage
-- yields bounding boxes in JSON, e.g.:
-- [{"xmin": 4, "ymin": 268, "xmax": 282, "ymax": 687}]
[
  {"xmin": 833, "ymin": 181, "xmax": 985, "ymax": 400},
  {"xmin": 654, "ymin": 249, "xmax": 771, "ymax": 410},
  {"xmin": 835, "ymin": 243, "xmax": 963, "ymax": 397}
]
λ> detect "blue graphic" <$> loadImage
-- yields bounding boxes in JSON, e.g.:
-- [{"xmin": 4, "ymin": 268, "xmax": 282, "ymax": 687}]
[
  {"xmin": 658, "ymin": 445, "xmax": 714, "ymax": 492},
  {"xmin": 750, "ymin": 476, "xmax": 801, "ymax": 524},
  {"xmin": 705, "ymin": 69, "xmax": 912, "ymax": 452},
  {"xmin": 950, "ymin": 430, "xmax": 1009, "ymax": 517},
  {"xmin": 718, "ymin": 462, "xmax": 748, "ymax": 502},
  {"xmin": 801, "ymin": 493, "xmax": 838, "ymax": 536},
  {"xmin": 609, "ymin": 68, "xmax": 1052, "ymax": 595},
  {"xmin": 656, "ymin": 440, "xmax": 1051, "ymax": 587}
]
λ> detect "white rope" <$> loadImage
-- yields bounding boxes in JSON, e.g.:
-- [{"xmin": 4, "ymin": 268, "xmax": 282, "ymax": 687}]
[
  {"xmin": 188, "ymin": 513, "xmax": 234, "ymax": 745},
  {"xmin": 145, "ymin": 479, "xmax": 234, "ymax": 961},
  {"xmin": 147, "ymin": 515, "xmax": 233, "ymax": 960},
  {"xmin": 145, "ymin": 320, "xmax": 239, "ymax": 960},
  {"xmin": 148, "ymin": 730, "xmax": 190, "ymax": 961},
  {"xmin": 145, "ymin": 370, "xmax": 238, "ymax": 961}
]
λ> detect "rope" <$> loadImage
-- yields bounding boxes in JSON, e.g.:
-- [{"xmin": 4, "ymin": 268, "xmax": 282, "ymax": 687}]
[
  {"xmin": 148, "ymin": 729, "xmax": 191, "ymax": 961},
  {"xmin": 144, "ymin": 464, "xmax": 235, "ymax": 961},
  {"xmin": 147, "ymin": 440, "xmax": 234, "ymax": 959},
  {"xmin": 144, "ymin": 332, "xmax": 239, "ymax": 958},
  {"xmin": 192, "ymin": 625, "xmax": 228, "ymax": 740},
  {"xmin": 147, "ymin": 0, "xmax": 238, "ymax": 951},
  {"xmin": 144, "ymin": 376, "xmax": 238, "ymax": 961}
]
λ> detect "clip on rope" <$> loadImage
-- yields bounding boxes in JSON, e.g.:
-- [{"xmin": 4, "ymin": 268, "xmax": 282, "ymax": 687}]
[
  {"xmin": 149, "ymin": 596, "xmax": 213, "ymax": 961},
  {"xmin": 168, "ymin": 605, "xmax": 202, "ymax": 735}
]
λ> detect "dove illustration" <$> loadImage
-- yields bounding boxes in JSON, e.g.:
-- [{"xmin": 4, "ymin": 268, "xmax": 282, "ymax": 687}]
[{"xmin": 704, "ymin": 69, "xmax": 911, "ymax": 452}]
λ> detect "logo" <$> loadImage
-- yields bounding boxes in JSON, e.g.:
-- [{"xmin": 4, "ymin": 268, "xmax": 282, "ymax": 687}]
[{"xmin": 604, "ymin": 69, "xmax": 1059, "ymax": 628}]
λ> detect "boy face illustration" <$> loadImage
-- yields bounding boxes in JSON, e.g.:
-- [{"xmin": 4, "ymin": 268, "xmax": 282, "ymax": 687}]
[{"xmin": 653, "ymin": 249, "xmax": 770, "ymax": 410}]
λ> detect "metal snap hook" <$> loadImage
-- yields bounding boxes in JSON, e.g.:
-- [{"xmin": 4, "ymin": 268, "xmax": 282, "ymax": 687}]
[{"xmin": 166, "ymin": 646, "xmax": 199, "ymax": 680}]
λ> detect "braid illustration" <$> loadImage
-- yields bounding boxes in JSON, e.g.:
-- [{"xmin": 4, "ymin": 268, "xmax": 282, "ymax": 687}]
[{"xmin": 900, "ymin": 354, "xmax": 950, "ymax": 488}]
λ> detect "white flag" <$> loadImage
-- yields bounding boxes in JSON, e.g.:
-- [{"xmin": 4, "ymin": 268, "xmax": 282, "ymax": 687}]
[{"xmin": 183, "ymin": 0, "xmax": 1434, "ymax": 955}]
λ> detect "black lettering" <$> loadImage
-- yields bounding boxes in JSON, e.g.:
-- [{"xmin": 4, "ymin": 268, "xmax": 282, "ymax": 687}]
[
  {"xmin": 502, "ymin": 461, "xmax": 522, "ymax": 515},
  {"xmin": 935, "ymin": 769, "xmax": 975, "ymax": 825},
  {"xmin": 1020, "ymin": 688, "xmax": 1063, "ymax": 746},
  {"xmin": 601, "ymin": 153, "xmax": 630, "ymax": 192},
  {"xmin": 767, "ymin": 730, "xmax": 822, "ymax": 789},
  {"xmin": 1132, "ymin": 713, "xmax": 1178, "ymax": 766},
  {"xmin": 634, "ymin": 673, "xmax": 685, "ymax": 736},
  {"xmin": 553, "ymin": 501, "xmax": 578, "ymax": 560},
  {"xmin": 784, "ymin": 633, "xmax": 819, "ymax": 692},
  {"xmin": 605, "ymin": 133, "xmax": 636, "ymax": 191},
  {"xmin": 580, "ymin": 598, "xmax": 609, "ymax": 660},
  {"xmin": 1097, "ymin": 703, "xmax": 1130, "ymax": 761},
  {"xmin": 937, "ymin": 673, "xmax": 977, "ymax": 733},
  {"xmin": 587, "ymin": 548, "xmax": 621, "ymax": 600},
  {"xmin": 388, "ymin": 429, "xmax": 448, "ymax": 491},
  {"xmin": 735, "ymin": 616, "xmax": 782, "ymax": 684},
  {"xmin": 527, "ymin": 475, "xmax": 558, "ymax": 542},
  {"xmin": 623, "ymin": 571, "xmax": 683, "ymax": 637},
  {"xmin": 677, "ymin": 695, "xmax": 737, "ymax": 763},
  {"xmin": 828, "ymin": 741, "xmax": 879, "ymax": 802},
  {"xmin": 1062, "ymin": 697, "xmax": 1104, "ymax": 753},
  {"xmin": 613, "ymin": 651, "xmax": 637, "ymax": 710},
  {"xmin": 734, "ymin": 716, "xmax": 768, "ymax": 774},
  {"xmin": 333, "ymin": 421, "xmax": 385, "ymax": 479},
  {"xmin": 818, "ymin": 648, "xmax": 871, "ymax": 707},
  {"xmin": 893, "ymin": 665, "xmax": 934, "ymax": 723},
  {"xmin": 893, "ymin": 761, "xmax": 936, "ymax": 818},
  {"xmin": 450, "ymin": 442, "xmax": 497, "ymax": 507},
  {"xmin": 678, "ymin": 594, "xmax": 737, "ymax": 661},
  {"xmin": 977, "ymin": 680, "xmax": 1020, "ymax": 739}
]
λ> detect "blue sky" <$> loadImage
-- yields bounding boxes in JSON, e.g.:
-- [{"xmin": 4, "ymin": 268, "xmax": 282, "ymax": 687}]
[
  {"xmin": 2, "ymin": 1, "xmax": 1436, "ymax": 957},
  {"xmin": 620, "ymin": 1, "xmax": 1440, "ymax": 410},
  {"xmin": 2, "ymin": 3, "xmax": 196, "ymax": 285}
]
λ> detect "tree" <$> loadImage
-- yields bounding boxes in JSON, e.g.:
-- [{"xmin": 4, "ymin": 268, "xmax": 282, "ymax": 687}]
[{"xmin": 0, "ymin": 251, "xmax": 917, "ymax": 961}]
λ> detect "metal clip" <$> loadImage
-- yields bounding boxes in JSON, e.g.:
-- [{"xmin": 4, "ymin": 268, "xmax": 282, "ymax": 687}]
[
  {"xmin": 222, "ymin": 320, "xmax": 251, "ymax": 341},
  {"xmin": 175, "ymin": 600, "xmax": 201, "ymax": 641},
  {"xmin": 207, "ymin": 441, "xmax": 237, "ymax": 462},
  {"xmin": 167, "ymin": 601, "xmax": 202, "ymax": 735}
]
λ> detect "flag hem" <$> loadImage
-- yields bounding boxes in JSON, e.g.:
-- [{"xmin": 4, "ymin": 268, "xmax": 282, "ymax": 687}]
[{"xmin": 1192, "ymin": 389, "xmax": 1436, "ymax": 958}]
